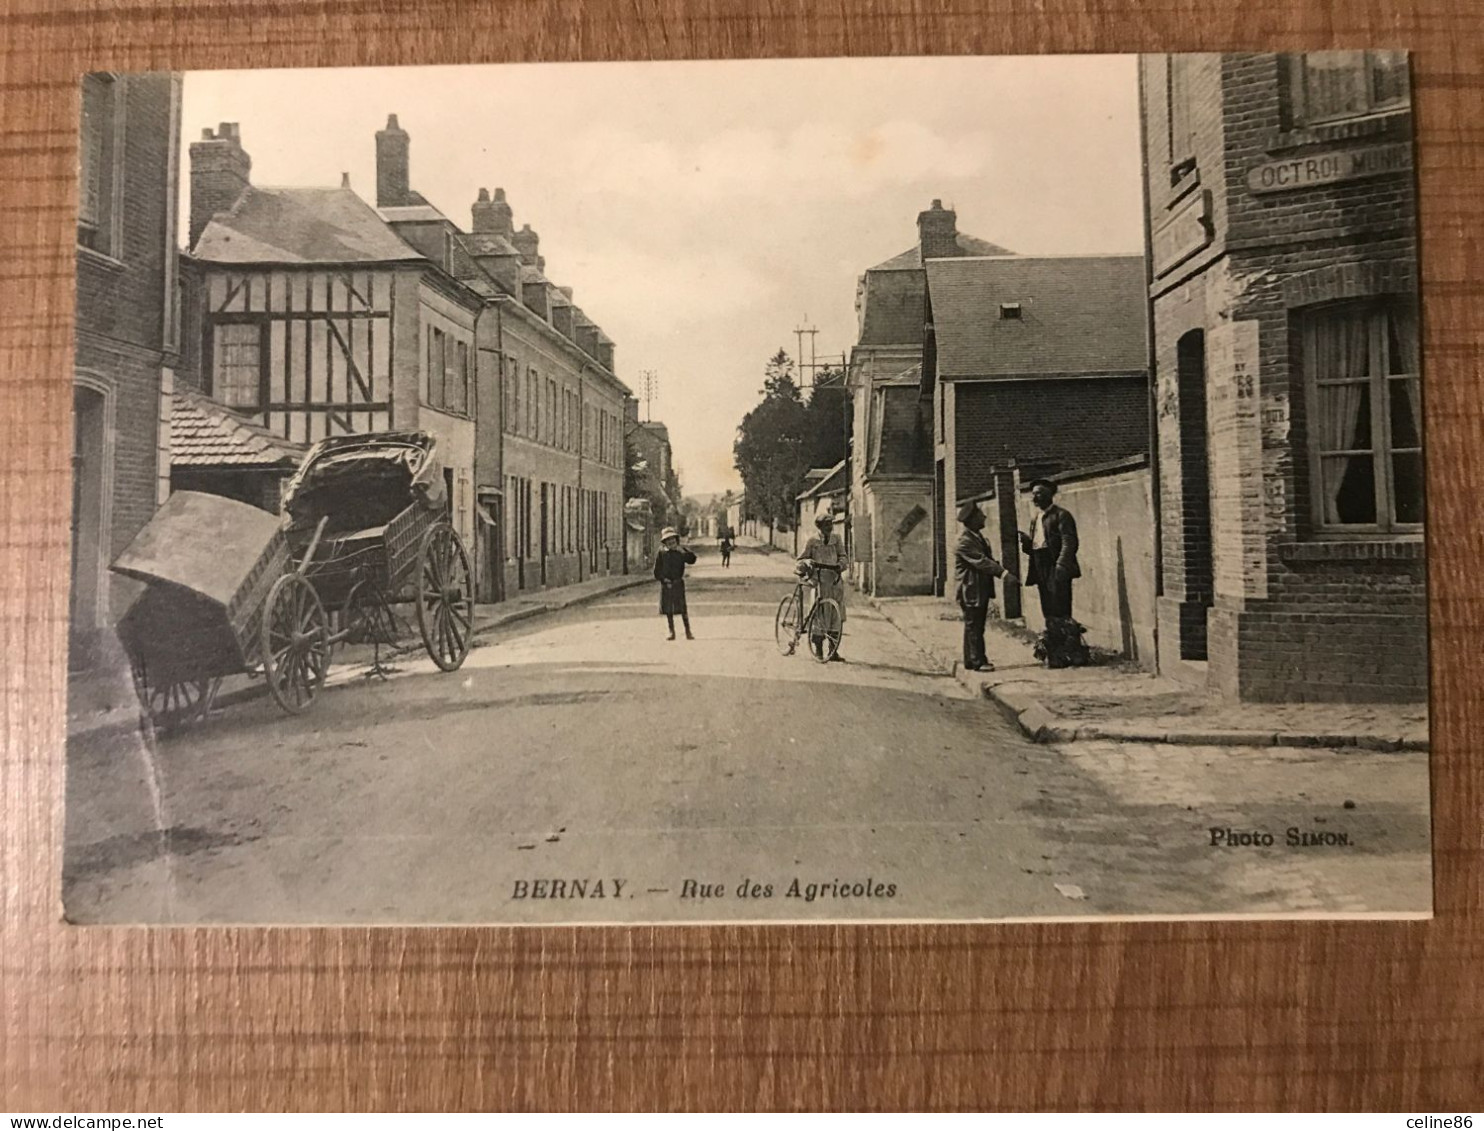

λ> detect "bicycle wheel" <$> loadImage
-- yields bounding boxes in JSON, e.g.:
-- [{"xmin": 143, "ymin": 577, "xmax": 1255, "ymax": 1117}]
[
  {"xmin": 809, "ymin": 598, "xmax": 842, "ymax": 664},
  {"xmin": 774, "ymin": 593, "xmax": 801, "ymax": 656}
]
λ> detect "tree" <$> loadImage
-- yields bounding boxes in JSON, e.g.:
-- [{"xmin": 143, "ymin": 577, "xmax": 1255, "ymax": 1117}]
[
  {"xmin": 733, "ymin": 349, "xmax": 812, "ymax": 538},
  {"xmin": 804, "ymin": 365, "xmax": 850, "ymax": 471},
  {"xmin": 624, "ymin": 435, "xmax": 645, "ymax": 500}
]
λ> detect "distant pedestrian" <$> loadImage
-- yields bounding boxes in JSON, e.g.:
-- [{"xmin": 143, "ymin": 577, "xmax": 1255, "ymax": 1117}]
[
  {"xmin": 719, "ymin": 534, "xmax": 733, "ymax": 568},
  {"xmin": 954, "ymin": 500, "xmax": 1017, "ymax": 672},
  {"xmin": 1018, "ymin": 479, "xmax": 1088, "ymax": 668},
  {"xmin": 796, "ymin": 503, "xmax": 850, "ymax": 661},
  {"xmin": 653, "ymin": 527, "xmax": 697, "ymax": 640}
]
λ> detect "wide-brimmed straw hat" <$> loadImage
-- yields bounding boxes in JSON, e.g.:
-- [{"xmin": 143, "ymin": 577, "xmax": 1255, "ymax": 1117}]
[{"xmin": 660, "ymin": 527, "xmax": 679, "ymax": 542}]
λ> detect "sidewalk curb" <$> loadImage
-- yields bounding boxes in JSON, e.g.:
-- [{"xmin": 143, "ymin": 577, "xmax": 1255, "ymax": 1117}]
[
  {"xmin": 867, "ymin": 595, "xmax": 1430, "ymax": 752},
  {"xmin": 472, "ymin": 575, "xmax": 650, "ymax": 639}
]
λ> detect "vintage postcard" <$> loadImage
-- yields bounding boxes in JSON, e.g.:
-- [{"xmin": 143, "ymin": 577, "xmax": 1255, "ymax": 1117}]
[{"xmin": 64, "ymin": 54, "xmax": 1430, "ymax": 924}]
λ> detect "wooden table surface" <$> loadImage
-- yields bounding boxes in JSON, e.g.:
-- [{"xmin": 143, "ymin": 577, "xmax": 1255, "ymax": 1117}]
[{"xmin": 2, "ymin": 0, "xmax": 1481, "ymax": 1111}]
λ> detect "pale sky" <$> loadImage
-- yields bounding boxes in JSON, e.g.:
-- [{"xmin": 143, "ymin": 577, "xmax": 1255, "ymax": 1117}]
[{"xmin": 181, "ymin": 56, "xmax": 1145, "ymax": 496}]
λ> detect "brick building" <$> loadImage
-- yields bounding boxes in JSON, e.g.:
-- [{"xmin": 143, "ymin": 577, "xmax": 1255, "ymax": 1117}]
[
  {"xmin": 922, "ymin": 254, "xmax": 1149, "ymax": 599},
  {"xmin": 72, "ymin": 72, "xmax": 183, "ymax": 665},
  {"xmin": 847, "ymin": 200, "xmax": 1012, "ymax": 595},
  {"xmin": 1140, "ymin": 52, "xmax": 1423, "ymax": 701}
]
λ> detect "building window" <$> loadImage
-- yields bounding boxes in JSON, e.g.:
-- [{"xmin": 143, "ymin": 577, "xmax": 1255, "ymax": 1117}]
[
  {"xmin": 508, "ymin": 359, "xmax": 520, "ymax": 434},
  {"xmin": 999, "ymin": 303, "xmax": 1022, "ymax": 321},
  {"xmin": 1302, "ymin": 300, "xmax": 1421, "ymax": 532},
  {"xmin": 78, "ymin": 74, "xmax": 119, "ymax": 255},
  {"xmin": 1291, "ymin": 51, "xmax": 1409, "ymax": 126},
  {"xmin": 446, "ymin": 338, "xmax": 468, "ymax": 415},
  {"xmin": 212, "ymin": 323, "xmax": 263, "ymax": 409},
  {"xmin": 1167, "ymin": 55, "xmax": 1196, "ymax": 176},
  {"xmin": 425, "ymin": 326, "xmax": 448, "ymax": 409}
]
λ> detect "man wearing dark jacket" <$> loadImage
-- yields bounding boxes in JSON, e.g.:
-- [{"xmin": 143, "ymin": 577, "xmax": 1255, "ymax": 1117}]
[
  {"xmin": 1018, "ymin": 479, "xmax": 1080, "ymax": 620},
  {"xmin": 954, "ymin": 500, "xmax": 1017, "ymax": 672}
]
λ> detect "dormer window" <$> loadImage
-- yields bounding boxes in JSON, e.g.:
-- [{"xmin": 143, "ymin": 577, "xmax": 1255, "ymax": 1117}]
[{"xmin": 999, "ymin": 303, "xmax": 1023, "ymax": 321}]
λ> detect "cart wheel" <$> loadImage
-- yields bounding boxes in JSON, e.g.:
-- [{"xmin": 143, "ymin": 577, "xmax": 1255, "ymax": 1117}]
[
  {"xmin": 416, "ymin": 525, "xmax": 474, "ymax": 672},
  {"xmin": 131, "ymin": 662, "xmax": 221, "ymax": 733},
  {"xmin": 344, "ymin": 578, "xmax": 397, "ymax": 648},
  {"xmin": 261, "ymin": 573, "xmax": 330, "ymax": 715},
  {"xmin": 774, "ymin": 593, "xmax": 800, "ymax": 656},
  {"xmin": 809, "ymin": 598, "xmax": 843, "ymax": 664}
]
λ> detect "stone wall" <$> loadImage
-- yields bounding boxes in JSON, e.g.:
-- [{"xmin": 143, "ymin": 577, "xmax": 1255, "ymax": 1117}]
[{"xmin": 979, "ymin": 460, "xmax": 1158, "ymax": 666}]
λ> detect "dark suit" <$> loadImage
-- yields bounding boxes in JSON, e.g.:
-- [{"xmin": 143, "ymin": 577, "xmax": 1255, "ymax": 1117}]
[
  {"xmin": 1021, "ymin": 504, "xmax": 1079, "ymax": 620},
  {"xmin": 653, "ymin": 546, "xmax": 697, "ymax": 616},
  {"xmin": 954, "ymin": 527, "xmax": 1007, "ymax": 670}
]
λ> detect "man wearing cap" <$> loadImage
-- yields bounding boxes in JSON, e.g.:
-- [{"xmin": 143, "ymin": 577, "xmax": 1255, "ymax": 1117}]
[
  {"xmin": 1018, "ymin": 479, "xmax": 1080, "ymax": 621},
  {"xmin": 954, "ymin": 500, "xmax": 1017, "ymax": 672},
  {"xmin": 653, "ymin": 527, "xmax": 697, "ymax": 641},
  {"xmin": 796, "ymin": 502, "xmax": 850, "ymax": 661}
]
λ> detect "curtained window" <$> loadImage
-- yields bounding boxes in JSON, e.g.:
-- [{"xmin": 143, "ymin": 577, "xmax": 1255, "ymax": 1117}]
[
  {"xmin": 1303, "ymin": 300, "xmax": 1422, "ymax": 532},
  {"xmin": 1292, "ymin": 51, "xmax": 1409, "ymax": 126}
]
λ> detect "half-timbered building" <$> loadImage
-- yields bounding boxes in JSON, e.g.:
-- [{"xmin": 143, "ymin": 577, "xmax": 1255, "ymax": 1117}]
[{"xmin": 182, "ymin": 124, "xmax": 485, "ymax": 572}]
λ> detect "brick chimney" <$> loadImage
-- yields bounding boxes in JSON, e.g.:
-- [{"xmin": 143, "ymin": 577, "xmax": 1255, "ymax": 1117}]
[
  {"xmin": 917, "ymin": 198, "xmax": 959, "ymax": 260},
  {"xmin": 471, "ymin": 186, "xmax": 514, "ymax": 237},
  {"xmin": 512, "ymin": 223, "xmax": 540, "ymax": 266},
  {"xmin": 376, "ymin": 114, "xmax": 410, "ymax": 207},
  {"xmin": 188, "ymin": 122, "xmax": 250, "ymax": 250}
]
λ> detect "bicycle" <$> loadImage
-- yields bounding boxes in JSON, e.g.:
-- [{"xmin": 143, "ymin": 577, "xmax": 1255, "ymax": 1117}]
[{"xmin": 774, "ymin": 563, "xmax": 844, "ymax": 663}]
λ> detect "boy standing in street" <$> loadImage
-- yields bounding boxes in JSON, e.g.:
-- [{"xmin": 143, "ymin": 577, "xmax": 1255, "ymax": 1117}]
[{"xmin": 653, "ymin": 527, "xmax": 697, "ymax": 640}]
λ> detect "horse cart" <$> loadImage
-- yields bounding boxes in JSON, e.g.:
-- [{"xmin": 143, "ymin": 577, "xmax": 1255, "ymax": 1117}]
[{"xmin": 112, "ymin": 431, "xmax": 475, "ymax": 730}]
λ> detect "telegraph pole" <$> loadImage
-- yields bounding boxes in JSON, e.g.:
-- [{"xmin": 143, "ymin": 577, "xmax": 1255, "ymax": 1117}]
[
  {"xmin": 791, "ymin": 315, "xmax": 852, "ymax": 555},
  {"xmin": 794, "ymin": 318, "xmax": 820, "ymax": 388},
  {"xmin": 640, "ymin": 369, "xmax": 659, "ymax": 420}
]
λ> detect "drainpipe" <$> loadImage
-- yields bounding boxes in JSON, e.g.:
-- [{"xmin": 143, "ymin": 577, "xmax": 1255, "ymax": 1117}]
[
  {"xmin": 577, "ymin": 366, "xmax": 585, "ymax": 584},
  {"xmin": 1138, "ymin": 61, "xmax": 1164, "ymax": 627}
]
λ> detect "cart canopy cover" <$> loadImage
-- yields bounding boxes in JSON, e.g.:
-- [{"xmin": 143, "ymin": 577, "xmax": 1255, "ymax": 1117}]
[
  {"xmin": 280, "ymin": 431, "xmax": 447, "ymax": 533},
  {"xmin": 111, "ymin": 491, "xmax": 283, "ymax": 608}
]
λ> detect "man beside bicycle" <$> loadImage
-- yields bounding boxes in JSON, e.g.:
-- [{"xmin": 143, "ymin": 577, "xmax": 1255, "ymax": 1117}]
[{"xmin": 796, "ymin": 502, "xmax": 850, "ymax": 662}]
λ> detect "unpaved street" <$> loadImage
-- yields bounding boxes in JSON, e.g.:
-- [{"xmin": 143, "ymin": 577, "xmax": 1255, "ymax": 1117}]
[{"xmin": 65, "ymin": 544, "xmax": 1431, "ymax": 924}]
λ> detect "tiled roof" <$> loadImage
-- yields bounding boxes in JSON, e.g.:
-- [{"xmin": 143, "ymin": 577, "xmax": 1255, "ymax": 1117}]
[
  {"xmin": 194, "ymin": 187, "xmax": 424, "ymax": 264},
  {"xmin": 796, "ymin": 461, "xmax": 846, "ymax": 501},
  {"xmin": 378, "ymin": 204, "xmax": 450, "ymax": 224},
  {"xmin": 869, "ymin": 232, "xmax": 1014, "ymax": 272},
  {"xmin": 870, "ymin": 384, "xmax": 933, "ymax": 477},
  {"xmin": 464, "ymin": 232, "xmax": 522, "ymax": 257},
  {"xmin": 857, "ymin": 269, "xmax": 927, "ymax": 347},
  {"xmin": 925, "ymin": 255, "xmax": 1148, "ymax": 379},
  {"xmin": 171, "ymin": 387, "xmax": 308, "ymax": 468}
]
